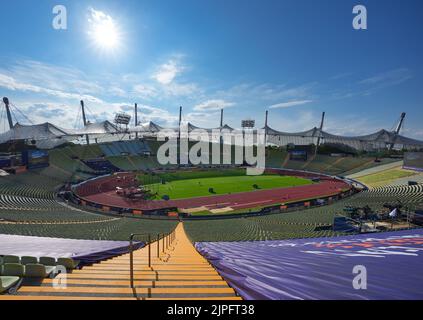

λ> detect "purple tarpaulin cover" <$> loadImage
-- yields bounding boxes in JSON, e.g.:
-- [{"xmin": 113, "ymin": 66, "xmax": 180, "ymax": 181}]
[
  {"xmin": 0, "ymin": 234, "xmax": 143, "ymax": 265},
  {"xmin": 195, "ymin": 229, "xmax": 423, "ymax": 300}
]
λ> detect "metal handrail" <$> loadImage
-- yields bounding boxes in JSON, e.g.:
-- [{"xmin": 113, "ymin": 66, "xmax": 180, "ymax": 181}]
[
  {"xmin": 129, "ymin": 233, "xmax": 149, "ymax": 288},
  {"xmin": 129, "ymin": 229, "xmax": 177, "ymax": 288}
]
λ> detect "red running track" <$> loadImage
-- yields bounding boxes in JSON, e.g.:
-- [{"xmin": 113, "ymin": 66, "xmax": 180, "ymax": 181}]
[{"xmin": 77, "ymin": 173, "xmax": 351, "ymax": 211}]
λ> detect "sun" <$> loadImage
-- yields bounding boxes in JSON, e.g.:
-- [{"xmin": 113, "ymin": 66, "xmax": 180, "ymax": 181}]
[
  {"xmin": 88, "ymin": 8, "xmax": 122, "ymax": 52},
  {"xmin": 92, "ymin": 19, "xmax": 119, "ymax": 49}
]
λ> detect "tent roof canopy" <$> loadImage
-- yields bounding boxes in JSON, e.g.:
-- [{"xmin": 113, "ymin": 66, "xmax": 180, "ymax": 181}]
[{"xmin": 1, "ymin": 118, "xmax": 422, "ymax": 149}]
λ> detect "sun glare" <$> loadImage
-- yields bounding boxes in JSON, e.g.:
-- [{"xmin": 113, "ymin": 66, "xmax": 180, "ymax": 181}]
[{"xmin": 88, "ymin": 8, "xmax": 122, "ymax": 52}]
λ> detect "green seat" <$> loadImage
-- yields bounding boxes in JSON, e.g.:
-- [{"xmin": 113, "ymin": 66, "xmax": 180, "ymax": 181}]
[
  {"xmin": 24, "ymin": 264, "xmax": 56, "ymax": 278},
  {"xmin": 21, "ymin": 256, "xmax": 38, "ymax": 265},
  {"xmin": 1, "ymin": 263, "xmax": 25, "ymax": 277},
  {"xmin": 0, "ymin": 276, "xmax": 21, "ymax": 294},
  {"xmin": 57, "ymin": 258, "xmax": 79, "ymax": 270},
  {"xmin": 39, "ymin": 257, "xmax": 56, "ymax": 266},
  {"xmin": 3, "ymin": 256, "xmax": 20, "ymax": 264}
]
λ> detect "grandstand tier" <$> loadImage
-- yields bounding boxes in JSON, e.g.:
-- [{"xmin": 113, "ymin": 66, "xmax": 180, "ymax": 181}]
[{"xmin": 1, "ymin": 139, "xmax": 422, "ymax": 301}]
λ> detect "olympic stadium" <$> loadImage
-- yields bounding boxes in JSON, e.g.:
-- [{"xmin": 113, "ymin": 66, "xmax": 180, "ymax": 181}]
[{"xmin": 0, "ymin": 97, "xmax": 423, "ymax": 300}]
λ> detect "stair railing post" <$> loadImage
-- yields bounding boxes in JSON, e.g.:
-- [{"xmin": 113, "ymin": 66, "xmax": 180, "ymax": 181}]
[
  {"xmin": 129, "ymin": 234, "xmax": 134, "ymax": 288},
  {"xmin": 157, "ymin": 233, "xmax": 160, "ymax": 258},
  {"xmin": 162, "ymin": 234, "xmax": 165, "ymax": 253},
  {"xmin": 129, "ymin": 233, "xmax": 147, "ymax": 288},
  {"xmin": 148, "ymin": 234, "xmax": 151, "ymax": 268}
]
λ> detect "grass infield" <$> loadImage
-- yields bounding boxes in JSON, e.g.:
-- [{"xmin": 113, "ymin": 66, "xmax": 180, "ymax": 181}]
[{"xmin": 143, "ymin": 174, "xmax": 312, "ymax": 200}]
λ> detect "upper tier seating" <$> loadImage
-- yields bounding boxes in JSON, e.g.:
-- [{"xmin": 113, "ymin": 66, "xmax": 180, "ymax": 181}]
[{"xmin": 100, "ymin": 140, "xmax": 151, "ymax": 157}]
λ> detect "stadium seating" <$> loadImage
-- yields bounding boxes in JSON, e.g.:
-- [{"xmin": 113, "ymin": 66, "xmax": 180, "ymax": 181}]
[
  {"xmin": 0, "ymin": 192, "xmax": 117, "ymax": 222},
  {"xmin": 0, "ymin": 217, "xmax": 178, "ymax": 241},
  {"xmin": 64, "ymin": 144, "xmax": 104, "ymax": 160},
  {"xmin": 0, "ymin": 139, "xmax": 418, "ymax": 243},
  {"xmin": 258, "ymin": 145, "xmax": 401, "ymax": 176},
  {"xmin": 24, "ymin": 264, "xmax": 56, "ymax": 278},
  {"xmin": 0, "ymin": 223, "xmax": 242, "ymax": 300},
  {"xmin": 0, "ymin": 275, "xmax": 20, "ymax": 294},
  {"xmin": 1, "ymin": 138, "xmax": 421, "ymax": 300},
  {"xmin": 99, "ymin": 140, "xmax": 151, "ymax": 157},
  {"xmin": 107, "ymin": 156, "xmax": 138, "ymax": 171},
  {"xmin": 1, "ymin": 256, "xmax": 78, "ymax": 270},
  {"xmin": 0, "ymin": 148, "xmax": 177, "ymax": 240},
  {"xmin": 0, "ymin": 171, "xmax": 58, "ymax": 199},
  {"xmin": 82, "ymin": 159, "xmax": 120, "ymax": 172},
  {"xmin": 57, "ymin": 258, "xmax": 80, "ymax": 270},
  {"xmin": 184, "ymin": 183, "xmax": 423, "ymax": 242}
]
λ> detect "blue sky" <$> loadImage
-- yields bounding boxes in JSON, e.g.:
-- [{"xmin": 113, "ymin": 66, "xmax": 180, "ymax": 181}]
[{"xmin": 0, "ymin": 0, "xmax": 422, "ymax": 138}]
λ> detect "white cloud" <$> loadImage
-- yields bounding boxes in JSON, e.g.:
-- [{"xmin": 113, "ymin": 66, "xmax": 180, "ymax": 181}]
[
  {"xmin": 1, "ymin": 60, "xmax": 104, "ymax": 95},
  {"xmin": 163, "ymin": 82, "xmax": 199, "ymax": 97},
  {"xmin": 265, "ymin": 110, "xmax": 319, "ymax": 132},
  {"xmin": 217, "ymin": 83, "xmax": 316, "ymax": 102},
  {"xmin": 152, "ymin": 59, "xmax": 183, "ymax": 85},
  {"xmin": 0, "ymin": 73, "xmax": 103, "ymax": 104},
  {"xmin": 2, "ymin": 59, "xmax": 421, "ymax": 140},
  {"xmin": 330, "ymin": 68, "xmax": 413, "ymax": 101},
  {"xmin": 10, "ymin": 101, "xmax": 81, "ymax": 129},
  {"xmin": 359, "ymin": 68, "xmax": 412, "ymax": 88},
  {"xmin": 194, "ymin": 99, "xmax": 235, "ymax": 111},
  {"xmin": 88, "ymin": 8, "xmax": 114, "ymax": 27},
  {"xmin": 132, "ymin": 84, "xmax": 158, "ymax": 99},
  {"xmin": 185, "ymin": 111, "xmax": 222, "ymax": 127},
  {"xmin": 269, "ymin": 100, "xmax": 313, "ymax": 109},
  {"xmin": 109, "ymin": 86, "xmax": 127, "ymax": 97},
  {"xmin": 136, "ymin": 104, "xmax": 179, "ymax": 126},
  {"xmin": 0, "ymin": 59, "xmax": 201, "ymax": 131}
]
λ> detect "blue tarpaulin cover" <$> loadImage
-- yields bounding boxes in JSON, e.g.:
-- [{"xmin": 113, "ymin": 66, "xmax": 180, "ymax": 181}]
[
  {"xmin": 196, "ymin": 229, "xmax": 423, "ymax": 300},
  {"xmin": 0, "ymin": 234, "xmax": 143, "ymax": 265}
]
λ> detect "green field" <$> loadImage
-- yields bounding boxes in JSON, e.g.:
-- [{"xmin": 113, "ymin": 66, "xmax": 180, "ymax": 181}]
[{"xmin": 144, "ymin": 175, "xmax": 312, "ymax": 200}]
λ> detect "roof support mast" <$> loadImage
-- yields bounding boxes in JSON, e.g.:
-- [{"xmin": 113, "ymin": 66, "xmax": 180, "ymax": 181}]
[
  {"xmin": 135, "ymin": 103, "xmax": 138, "ymax": 139},
  {"xmin": 80, "ymin": 100, "xmax": 90, "ymax": 145},
  {"xmin": 220, "ymin": 109, "xmax": 224, "ymax": 145},
  {"xmin": 178, "ymin": 106, "xmax": 182, "ymax": 141},
  {"xmin": 315, "ymin": 111, "xmax": 325, "ymax": 155},
  {"xmin": 264, "ymin": 110, "xmax": 268, "ymax": 147},
  {"xmin": 390, "ymin": 112, "xmax": 406, "ymax": 150},
  {"xmin": 2, "ymin": 97, "xmax": 14, "ymax": 130},
  {"xmin": 178, "ymin": 106, "xmax": 183, "ymax": 165},
  {"xmin": 395, "ymin": 112, "xmax": 406, "ymax": 135}
]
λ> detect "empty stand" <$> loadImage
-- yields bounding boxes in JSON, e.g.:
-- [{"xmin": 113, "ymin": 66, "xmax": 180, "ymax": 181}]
[
  {"xmin": 0, "ymin": 223, "xmax": 241, "ymax": 300},
  {"xmin": 185, "ymin": 183, "xmax": 423, "ymax": 242}
]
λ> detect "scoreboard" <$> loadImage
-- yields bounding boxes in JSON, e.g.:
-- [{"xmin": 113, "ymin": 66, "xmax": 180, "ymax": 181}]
[
  {"xmin": 22, "ymin": 150, "xmax": 50, "ymax": 169},
  {"xmin": 289, "ymin": 150, "xmax": 308, "ymax": 161},
  {"xmin": 287, "ymin": 144, "xmax": 314, "ymax": 161},
  {"xmin": 404, "ymin": 152, "xmax": 423, "ymax": 171}
]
